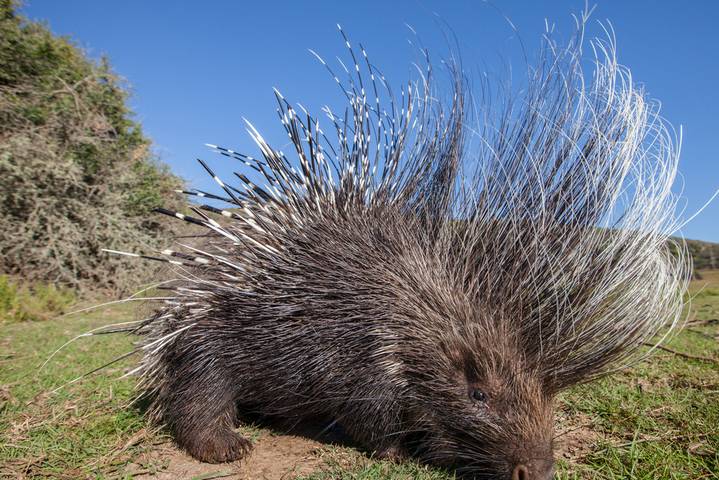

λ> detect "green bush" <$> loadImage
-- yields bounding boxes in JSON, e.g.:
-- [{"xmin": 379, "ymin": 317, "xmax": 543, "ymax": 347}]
[
  {"xmin": 0, "ymin": 275, "xmax": 75, "ymax": 322},
  {"xmin": 0, "ymin": 0, "xmax": 184, "ymax": 294}
]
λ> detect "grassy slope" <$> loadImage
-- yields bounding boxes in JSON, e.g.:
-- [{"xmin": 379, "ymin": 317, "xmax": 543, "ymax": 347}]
[{"xmin": 1, "ymin": 273, "xmax": 717, "ymax": 479}]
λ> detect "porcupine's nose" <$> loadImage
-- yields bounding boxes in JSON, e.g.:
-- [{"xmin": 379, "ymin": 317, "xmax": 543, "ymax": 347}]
[{"xmin": 512, "ymin": 465, "xmax": 530, "ymax": 480}]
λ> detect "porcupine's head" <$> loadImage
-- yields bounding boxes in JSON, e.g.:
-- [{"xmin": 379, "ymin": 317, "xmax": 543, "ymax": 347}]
[
  {"xmin": 112, "ymin": 13, "xmax": 688, "ymax": 480},
  {"xmin": 393, "ymin": 282, "xmax": 557, "ymax": 479}
]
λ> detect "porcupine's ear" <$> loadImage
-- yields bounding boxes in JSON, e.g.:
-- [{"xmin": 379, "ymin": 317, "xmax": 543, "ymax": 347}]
[{"xmin": 440, "ymin": 340, "xmax": 466, "ymax": 373}]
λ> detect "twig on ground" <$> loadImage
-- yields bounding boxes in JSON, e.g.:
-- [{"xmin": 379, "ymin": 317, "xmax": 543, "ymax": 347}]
[
  {"xmin": 644, "ymin": 343, "xmax": 718, "ymax": 364},
  {"xmin": 686, "ymin": 317, "xmax": 719, "ymax": 327}
]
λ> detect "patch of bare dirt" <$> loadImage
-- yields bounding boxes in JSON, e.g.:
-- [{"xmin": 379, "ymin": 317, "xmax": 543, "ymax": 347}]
[
  {"xmin": 128, "ymin": 432, "xmax": 328, "ymax": 480},
  {"xmin": 554, "ymin": 411, "xmax": 605, "ymax": 464}
]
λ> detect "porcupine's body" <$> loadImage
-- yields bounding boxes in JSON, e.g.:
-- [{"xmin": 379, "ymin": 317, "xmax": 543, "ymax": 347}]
[{"xmin": 121, "ymin": 17, "xmax": 688, "ymax": 480}]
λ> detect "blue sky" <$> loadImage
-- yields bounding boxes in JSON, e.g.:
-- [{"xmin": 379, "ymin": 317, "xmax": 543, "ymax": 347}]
[{"xmin": 22, "ymin": 1, "xmax": 719, "ymax": 242}]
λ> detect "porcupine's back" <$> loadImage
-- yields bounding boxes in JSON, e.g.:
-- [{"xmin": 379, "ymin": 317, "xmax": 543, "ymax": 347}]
[{"xmin": 137, "ymin": 203, "xmax": 464, "ymax": 427}]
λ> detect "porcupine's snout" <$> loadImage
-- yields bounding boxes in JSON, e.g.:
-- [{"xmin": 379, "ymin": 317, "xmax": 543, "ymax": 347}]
[
  {"xmin": 512, "ymin": 465, "xmax": 529, "ymax": 480},
  {"xmin": 506, "ymin": 418, "xmax": 555, "ymax": 480},
  {"xmin": 506, "ymin": 440, "xmax": 554, "ymax": 480},
  {"xmin": 512, "ymin": 465, "xmax": 530, "ymax": 480},
  {"xmin": 511, "ymin": 459, "xmax": 554, "ymax": 480}
]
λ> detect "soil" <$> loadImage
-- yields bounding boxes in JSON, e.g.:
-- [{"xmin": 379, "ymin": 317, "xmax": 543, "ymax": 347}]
[
  {"xmin": 128, "ymin": 433, "xmax": 329, "ymax": 480},
  {"xmin": 554, "ymin": 410, "xmax": 606, "ymax": 477}
]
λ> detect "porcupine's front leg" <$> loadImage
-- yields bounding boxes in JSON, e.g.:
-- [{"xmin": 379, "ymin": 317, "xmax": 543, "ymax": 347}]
[
  {"xmin": 339, "ymin": 398, "xmax": 411, "ymax": 461},
  {"xmin": 160, "ymin": 360, "xmax": 251, "ymax": 463}
]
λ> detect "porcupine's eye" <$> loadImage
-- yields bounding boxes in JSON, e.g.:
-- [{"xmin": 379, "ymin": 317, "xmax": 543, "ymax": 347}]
[{"xmin": 470, "ymin": 388, "xmax": 487, "ymax": 403}]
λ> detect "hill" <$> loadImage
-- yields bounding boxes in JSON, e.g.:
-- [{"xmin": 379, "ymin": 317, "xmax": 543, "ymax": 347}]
[{"xmin": 684, "ymin": 238, "xmax": 719, "ymax": 271}]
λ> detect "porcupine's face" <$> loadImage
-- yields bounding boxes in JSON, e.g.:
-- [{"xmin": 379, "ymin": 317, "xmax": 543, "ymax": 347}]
[{"xmin": 409, "ymin": 325, "xmax": 555, "ymax": 480}]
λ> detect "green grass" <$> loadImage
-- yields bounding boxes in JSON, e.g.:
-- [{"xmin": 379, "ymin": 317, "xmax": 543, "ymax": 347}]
[
  {"xmin": 0, "ymin": 303, "xmax": 151, "ymax": 479},
  {"xmin": 553, "ymin": 271, "xmax": 719, "ymax": 479},
  {"xmin": 0, "ymin": 275, "xmax": 76, "ymax": 323},
  {"xmin": 1, "ymin": 273, "xmax": 718, "ymax": 479}
]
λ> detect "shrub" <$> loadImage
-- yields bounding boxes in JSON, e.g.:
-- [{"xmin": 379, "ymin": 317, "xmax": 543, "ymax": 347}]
[
  {"xmin": 0, "ymin": 275, "xmax": 75, "ymax": 322},
  {"xmin": 0, "ymin": 0, "xmax": 184, "ymax": 293}
]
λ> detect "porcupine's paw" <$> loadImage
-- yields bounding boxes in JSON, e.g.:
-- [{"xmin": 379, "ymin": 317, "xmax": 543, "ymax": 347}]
[
  {"xmin": 373, "ymin": 443, "xmax": 410, "ymax": 462},
  {"xmin": 184, "ymin": 429, "xmax": 253, "ymax": 463}
]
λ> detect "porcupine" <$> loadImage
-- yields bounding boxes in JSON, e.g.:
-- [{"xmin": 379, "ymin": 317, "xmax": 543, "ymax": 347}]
[{"xmin": 102, "ymin": 16, "xmax": 689, "ymax": 480}]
